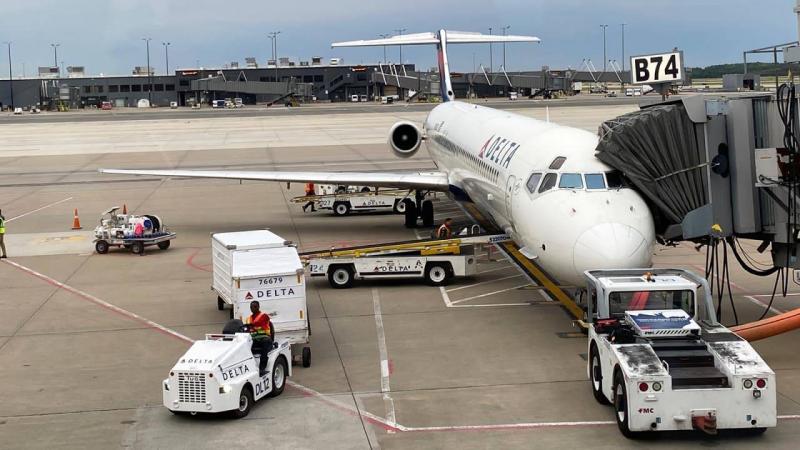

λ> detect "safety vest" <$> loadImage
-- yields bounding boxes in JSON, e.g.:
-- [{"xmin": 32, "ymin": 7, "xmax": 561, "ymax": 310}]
[
  {"xmin": 0, "ymin": 215, "xmax": 5, "ymax": 234},
  {"xmin": 247, "ymin": 312, "xmax": 271, "ymax": 340}
]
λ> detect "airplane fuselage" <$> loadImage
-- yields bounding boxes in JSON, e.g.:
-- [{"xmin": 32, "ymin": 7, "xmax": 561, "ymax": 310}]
[{"xmin": 423, "ymin": 101, "xmax": 655, "ymax": 286}]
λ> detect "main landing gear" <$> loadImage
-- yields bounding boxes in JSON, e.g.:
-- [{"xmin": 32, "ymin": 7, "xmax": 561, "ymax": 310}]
[{"xmin": 403, "ymin": 191, "xmax": 435, "ymax": 228}]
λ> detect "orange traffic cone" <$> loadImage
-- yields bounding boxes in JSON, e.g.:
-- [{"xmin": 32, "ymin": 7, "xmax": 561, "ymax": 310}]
[
  {"xmin": 71, "ymin": 209, "xmax": 82, "ymax": 230},
  {"xmin": 122, "ymin": 203, "xmax": 127, "ymax": 214}
]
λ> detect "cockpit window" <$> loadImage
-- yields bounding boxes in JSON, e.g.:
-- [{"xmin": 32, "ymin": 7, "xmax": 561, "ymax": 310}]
[
  {"xmin": 525, "ymin": 173, "xmax": 542, "ymax": 193},
  {"xmin": 558, "ymin": 173, "xmax": 583, "ymax": 189},
  {"xmin": 538, "ymin": 173, "xmax": 557, "ymax": 193},
  {"xmin": 606, "ymin": 171, "xmax": 625, "ymax": 188},
  {"xmin": 585, "ymin": 173, "xmax": 606, "ymax": 190},
  {"xmin": 549, "ymin": 156, "xmax": 566, "ymax": 170}
]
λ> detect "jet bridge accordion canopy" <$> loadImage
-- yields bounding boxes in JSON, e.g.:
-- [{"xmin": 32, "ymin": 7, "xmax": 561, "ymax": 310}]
[{"xmin": 595, "ymin": 104, "xmax": 707, "ymax": 233}]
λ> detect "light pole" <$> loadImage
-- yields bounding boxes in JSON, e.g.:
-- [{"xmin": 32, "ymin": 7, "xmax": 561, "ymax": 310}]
[
  {"xmin": 502, "ymin": 25, "xmax": 511, "ymax": 69},
  {"xmin": 379, "ymin": 33, "xmax": 390, "ymax": 63},
  {"xmin": 489, "ymin": 27, "xmax": 493, "ymax": 73},
  {"xmin": 269, "ymin": 31, "xmax": 281, "ymax": 82},
  {"xmin": 162, "ymin": 42, "xmax": 170, "ymax": 75},
  {"xmin": 620, "ymin": 23, "xmax": 626, "ymax": 90},
  {"xmin": 394, "ymin": 28, "xmax": 406, "ymax": 65},
  {"xmin": 142, "ymin": 38, "xmax": 152, "ymax": 104},
  {"xmin": 4, "ymin": 42, "xmax": 14, "ymax": 110},
  {"xmin": 600, "ymin": 24, "xmax": 608, "ymax": 76},
  {"xmin": 50, "ymin": 43, "xmax": 60, "ymax": 75}
]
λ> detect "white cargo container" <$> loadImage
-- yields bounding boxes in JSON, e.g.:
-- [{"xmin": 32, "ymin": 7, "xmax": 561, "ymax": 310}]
[{"xmin": 211, "ymin": 230, "xmax": 311, "ymax": 367}]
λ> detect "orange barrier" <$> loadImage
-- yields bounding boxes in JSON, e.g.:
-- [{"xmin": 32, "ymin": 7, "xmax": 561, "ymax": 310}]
[
  {"xmin": 122, "ymin": 204, "xmax": 128, "ymax": 214},
  {"xmin": 730, "ymin": 308, "xmax": 800, "ymax": 341},
  {"xmin": 71, "ymin": 209, "xmax": 81, "ymax": 230}
]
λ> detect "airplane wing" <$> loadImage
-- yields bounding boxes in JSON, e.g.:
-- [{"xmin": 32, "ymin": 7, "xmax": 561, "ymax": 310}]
[
  {"xmin": 98, "ymin": 168, "xmax": 450, "ymax": 190},
  {"xmin": 332, "ymin": 31, "xmax": 540, "ymax": 48}
]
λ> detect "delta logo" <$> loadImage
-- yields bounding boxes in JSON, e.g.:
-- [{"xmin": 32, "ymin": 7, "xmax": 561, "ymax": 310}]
[{"xmin": 478, "ymin": 135, "xmax": 520, "ymax": 169}]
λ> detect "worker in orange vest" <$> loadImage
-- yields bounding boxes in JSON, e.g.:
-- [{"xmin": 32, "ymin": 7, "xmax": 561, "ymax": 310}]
[
  {"xmin": 436, "ymin": 218, "xmax": 454, "ymax": 240},
  {"xmin": 302, "ymin": 182, "xmax": 317, "ymax": 212},
  {"xmin": 247, "ymin": 301, "xmax": 273, "ymax": 376}
]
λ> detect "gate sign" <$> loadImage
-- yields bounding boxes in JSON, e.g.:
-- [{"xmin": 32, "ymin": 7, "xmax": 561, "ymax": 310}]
[{"xmin": 630, "ymin": 51, "xmax": 683, "ymax": 85}]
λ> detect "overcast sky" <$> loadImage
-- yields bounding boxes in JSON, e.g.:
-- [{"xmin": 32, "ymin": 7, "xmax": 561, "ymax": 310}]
[{"xmin": 1, "ymin": 0, "xmax": 798, "ymax": 76}]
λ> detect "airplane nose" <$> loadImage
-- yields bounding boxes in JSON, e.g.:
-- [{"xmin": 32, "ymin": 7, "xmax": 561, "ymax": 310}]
[{"xmin": 573, "ymin": 223, "xmax": 651, "ymax": 275}]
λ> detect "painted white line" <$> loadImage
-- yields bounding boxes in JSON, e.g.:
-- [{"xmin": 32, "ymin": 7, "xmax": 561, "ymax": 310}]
[
  {"xmin": 371, "ymin": 288, "xmax": 397, "ymax": 430},
  {"xmin": 450, "ymin": 283, "xmax": 532, "ymax": 305},
  {"xmin": 476, "ymin": 264, "xmax": 512, "ymax": 274},
  {"xmin": 6, "ymin": 197, "xmax": 73, "ymax": 223},
  {"xmin": 450, "ymin": 302, "xmax": 532, "ymax": 308},
  {"xmin": 439, "ymin": 286, "xmax": 454, "ymax": 307},
  {"xmin": 752, "ymin": 293, "xmax": 800, "ymax": 297},
  {"xmin": 744, "ymin": 295, "xmax": 785, "ymax": 316},
  {"xmin": 446, "ymin": 274, "xmax": 523, "ymax": 292}
]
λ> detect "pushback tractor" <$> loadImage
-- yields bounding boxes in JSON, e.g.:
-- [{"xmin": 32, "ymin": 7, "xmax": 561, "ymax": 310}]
[
  {"xmin": 584, "ymin": 268, "xmax": 776, "ymax": 437},
  {"xmin": 163, "ymin": 323, "xmax": 292, "ymax": 418}
]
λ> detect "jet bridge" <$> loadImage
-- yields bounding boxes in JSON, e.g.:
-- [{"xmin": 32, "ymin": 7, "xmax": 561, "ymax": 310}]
[{"xmin": 595, "ymin": 87, "xmax": 800, "ymax": 340}]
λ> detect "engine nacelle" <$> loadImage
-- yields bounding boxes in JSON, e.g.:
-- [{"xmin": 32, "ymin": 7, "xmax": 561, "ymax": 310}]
[{"xmin": 389, "ymin": 121, "xmax": 423, "ymax": 158}]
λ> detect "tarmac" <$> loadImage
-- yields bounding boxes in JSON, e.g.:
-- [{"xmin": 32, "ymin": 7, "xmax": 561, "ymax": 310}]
[{"xmin": 1, "ymin": 97, "xmax": 800, "ymax": 449}]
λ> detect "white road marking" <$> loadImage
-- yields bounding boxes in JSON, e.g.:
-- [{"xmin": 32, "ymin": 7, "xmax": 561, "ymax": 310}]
[
  {"xmin": 744, "ymin": 295, "xmax": 785, "ymax": 316},
  {"xmin": 446, "ymin": 274, "xmax": 523, "ymax": 292},
  {"xmin": 439, "ymin": 286, "xmax": 454, "ymax": 307},
  {"xmin": 476, "ymin": 264, "xmax": 512, "ymax": 274},
  {"xmin": 371, "ymin": 288, "xmax": 397, "ymax": 430},
  {"xmin": 6, "ymin": 197, "xmax": 73, "ymax": 222},
  {"xmin": 449, "ymin": 283, "xmax": 532, "ymax": 305}
]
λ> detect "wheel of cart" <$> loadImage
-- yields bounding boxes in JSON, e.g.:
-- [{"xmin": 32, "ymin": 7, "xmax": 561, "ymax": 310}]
[
  {"xmin": 302, "ymin": 346, "xmax": 311, "ymax": 368},
  {"xmin": 131, "ymin": 241, "xmax": 145, "ymax": 255},
  {"xmin": 332, "ymin": 201, "xmax": 351, "ymax": 216},
  {"xmin": 95, "ymin": 240, "xmax": 109, "ymax": 254},
  {"xmin": 403, "ymin": 199, "xmax": 417, "ymax": 228},
  {"xmin": 393, "ymin": 199, "xmax": 407, "ymax": 214},
  {"xmin": 158, "ymin": 240, "xmax": 171, "ymax": 250},
  {"xmin": 328, "ymin": 264, "xmax": 355, "ymax": 288},
  {"xmin": 424, "ymin": 262, "xmax": 452, "ymax": 286}
]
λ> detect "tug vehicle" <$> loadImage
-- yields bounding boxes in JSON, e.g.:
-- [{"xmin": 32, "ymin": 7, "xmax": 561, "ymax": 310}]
[
  {"xmin": 585, "ymin": 268, "xmax": 776, "ymax": 437},
  {"xmin": 163, "ymin": 321, "xmax": 292, "ymax": 418},
  {"xmin": 93, "ymin": 207, "xmax": 176, "ymax": 255},
  {"xmin": 291, "ymin": 184, "xmax": 413, "ymax": 216}
]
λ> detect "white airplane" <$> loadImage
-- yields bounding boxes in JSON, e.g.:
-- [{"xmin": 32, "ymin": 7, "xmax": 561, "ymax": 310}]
[{"xmin": 101, "ymin": 30, "xmax": 655, "ymax": 287}]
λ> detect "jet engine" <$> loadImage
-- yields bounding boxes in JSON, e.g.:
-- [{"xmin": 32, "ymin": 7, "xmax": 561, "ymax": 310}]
[{"xmin": 389, "ymin": 121, "xmax": 423, "ymax": 158}]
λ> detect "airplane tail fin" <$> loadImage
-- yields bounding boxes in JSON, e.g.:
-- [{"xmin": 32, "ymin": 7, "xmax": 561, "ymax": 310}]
[{"xmin": 332, "ymin": 30, "xmax": 540, "ymax": 102}]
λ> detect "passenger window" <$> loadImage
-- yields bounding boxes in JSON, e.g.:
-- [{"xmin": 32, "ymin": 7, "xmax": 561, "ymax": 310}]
[
  {"xmin": 606, "ymin": 171, "xmax": 625, "ymax": 188},
  {"xmin": 538, "ymin": 173, "xmax": 557, "ymax": 193},
  {"xmin": 559, "ymin": 173, "xmax": 583, "ymax": 189},
  {"xmin": 549, "ymin": 156, "xmax": 567, "ymax": 170},
  {"xmin": 585, "ymin": 173, "xmax": 606, "ymax": 190},
  {"xmin": 526, "ymin": 173, "xmax": 543, "ymax": 193}
]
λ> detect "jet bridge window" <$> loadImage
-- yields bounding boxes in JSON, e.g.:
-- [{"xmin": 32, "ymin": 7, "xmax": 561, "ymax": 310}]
[
  {"xmin": 538, "ymin": 173, "xmax": 557, "ymax": 193},
  {"xmin": 608, "ymin": 290, "xmax": 695, "ymax": 317},
  {"xmin": 526, "ymin": 173, "xmax": 543, "ymax": 193},
  {"xmin": 558, "ymin": 173, "xmax": 583, "ymax": 189},
  {"xmin": 549, "ymin": 156, "xmax": 567, "ymax": 170},
  {"xmin": 584, "ymin": 173, "xmax": 606, "ymax": 190}
]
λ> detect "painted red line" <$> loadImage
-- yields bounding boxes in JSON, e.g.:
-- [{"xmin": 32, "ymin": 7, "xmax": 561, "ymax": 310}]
[
  {"xmin": 186, "ymin": 248, "xmax": 212, "ymax": 273},
  {"xmin": 3, "ymin": 259, "xmax": 193, "ymax": 344},
  {"xmin": 388, "ymin": 359, "xmax": 394, "ymax": 376}
]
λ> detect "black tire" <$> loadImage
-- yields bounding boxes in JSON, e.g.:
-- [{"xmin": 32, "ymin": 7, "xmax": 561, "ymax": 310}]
[
  {"xmin": 336, "ymin": 186, "xmax": 347, "ymax": 194},
  {"xmin": 95, "ymin": 240, "xmax": 109, "ymax": 254},
  {"xmin": 421, "ymin": 200, "xmax": 434, "ymax": 227},
  {"xmin": 328, "ymin": 265, "xmax": 354, "ymax": 289},
  {"xmin": 158, "ymin": 240, "xmax": 171, "ymax": 250},
  {"xmin": 425, "ymin": 263, "xmax": 450, "ymax": 286},
  {"xmin": 360, "ymin": 186, "xmax": 371, "ymax": 193},
  {"xmin": 590, "ymin": 344, "xmax": 610, "ymax": 405},
  {"xmin": 268, "ymin": 357, "xmax": 288, "ymax": 397},
  {"xmin": 393, "ymin": 199, "xmax": 407, "ymax": 214},
  {"xmin": 217, "ymin": 296, "xmax": 225, "ymax": 311},
  {"xmin": 302, "ymin": 347, "xmax": 311, "ymax": 368},
  {"xmin": 131, "ymin": 241, "xmax": 144, "ymax": 255},
  {"xmin": 332, "ymin": 202, "xmax": 351, "ymax": 217},
  {"xmin": 403, "ymin": 199, "xmax": 417, "ymax": 228},
  {"xmin": 232, "ymin": 386, "xmax": 253, "ymax": 418},
  {"xmin": 613, "ymin": 370, "xmax": 635, "ymax": 438}
]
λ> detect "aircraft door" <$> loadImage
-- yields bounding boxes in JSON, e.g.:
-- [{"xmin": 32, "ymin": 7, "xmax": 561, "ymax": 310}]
[{"xmin": 505, "ymin": 174, "xmax": 518, "ymax": 223}]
